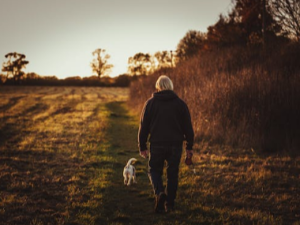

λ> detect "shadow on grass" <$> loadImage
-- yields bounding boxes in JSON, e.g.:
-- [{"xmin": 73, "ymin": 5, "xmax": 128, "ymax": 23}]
[
  {"xmin": 181, "ymin": 148, "xmax": 300, "ymax": 224},
  {"xmin": 99, "ymin": 102, "xmax": 156, "ymax": 224},
  {"xmin": 0, "ymin": 96, "xmax": 24, "ymax": 112},
  {"xmin": 0, "ymin": 101, "xmax": 49, "ymax": 148},
  {"xmin": 0, "ymin": 148, "xmax": 74, "ymax": 225}
]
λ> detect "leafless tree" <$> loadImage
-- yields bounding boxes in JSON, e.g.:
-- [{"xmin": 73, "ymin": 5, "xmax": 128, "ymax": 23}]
[
  {"xmin": 91, "ymin": 48, "xmax": 113, "ymax": 79},
  {"xmin": 269, "ymin": 0, "xmax": 300, "ymax": 41},
  {"xmin": 154, "ymin": 51, "xmax": 175, "ymax": 69},
  {"xmin": 127, "ymin": 53, "xmax": 152, "ymax": 76}
]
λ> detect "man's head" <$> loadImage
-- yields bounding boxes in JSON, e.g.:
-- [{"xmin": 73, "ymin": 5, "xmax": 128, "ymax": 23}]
[{"xmin": 155, "ymin": 75, "xmax": 173, "ymax": 91}]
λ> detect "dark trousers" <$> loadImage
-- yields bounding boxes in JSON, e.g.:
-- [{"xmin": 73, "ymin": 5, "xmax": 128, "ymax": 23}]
[{"xmin": 148, "ymin": 145, "xmax": 182, "ymax": 205}]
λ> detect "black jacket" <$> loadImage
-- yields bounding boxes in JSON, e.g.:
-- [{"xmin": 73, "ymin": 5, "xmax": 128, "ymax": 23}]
[{"xmin": 138, "ymin": 90, "xmax": 194, "ymax": 152}]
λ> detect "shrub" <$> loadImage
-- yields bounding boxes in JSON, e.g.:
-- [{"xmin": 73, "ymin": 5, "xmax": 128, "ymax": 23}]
[{"xmin": 129, "ymin": 42, "xmax": 300, "ymax": 152}]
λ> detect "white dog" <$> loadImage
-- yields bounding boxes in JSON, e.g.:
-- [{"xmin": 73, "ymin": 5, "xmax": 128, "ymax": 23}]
[{"xmin": 123, "ymin": 158, "xmax": 137, "ymax": 186}]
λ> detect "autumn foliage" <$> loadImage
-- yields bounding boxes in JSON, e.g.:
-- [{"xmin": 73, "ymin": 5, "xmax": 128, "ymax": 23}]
[{"xmin": 129, "ymin": 0, "xmax": 300, "ymax": 152}]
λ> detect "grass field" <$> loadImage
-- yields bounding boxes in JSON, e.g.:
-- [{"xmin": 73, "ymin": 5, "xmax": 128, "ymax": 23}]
[{"xmin": 0, "ymin": 86, "xmax": 299, "ymax": 225}]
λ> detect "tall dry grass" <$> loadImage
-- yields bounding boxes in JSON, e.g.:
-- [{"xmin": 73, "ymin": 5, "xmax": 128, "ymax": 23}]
[{"xmin": 129, "ymin": 42, "xmax": 300, "ymax": 152}]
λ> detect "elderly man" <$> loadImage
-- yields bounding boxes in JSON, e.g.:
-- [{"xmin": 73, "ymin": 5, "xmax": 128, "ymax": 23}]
[{"xmin": 138, "ymin": 75, "xmax": 194, "ymax": 213}]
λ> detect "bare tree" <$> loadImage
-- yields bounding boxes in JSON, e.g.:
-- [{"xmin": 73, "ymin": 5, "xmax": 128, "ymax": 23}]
[
  {"xmin": 154, "ymin": 51, "xmax": 175, "ymax": 69},
  {"xmin": 91, "ymin": 48, "xmax": 113, "ymax": 79},
  {"xmin": 2, "ymin": 52, "xmax": 29, "ymax": 84},
  {"xmin": 269, "ymin": 0, "xmax": 300, "ymax": 41},
  {"xmin": 127, "ymin": 53, "xmax": 152, "ymax": 76}
]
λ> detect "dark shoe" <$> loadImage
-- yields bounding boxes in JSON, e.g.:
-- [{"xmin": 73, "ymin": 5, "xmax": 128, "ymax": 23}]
[
  {"xmin": 165, "ymin": 202, "xmax": 175, "ymax": 213},
  {"xmin": 155, "ymin": 192, "xmax": 167, "ymax": 213}
]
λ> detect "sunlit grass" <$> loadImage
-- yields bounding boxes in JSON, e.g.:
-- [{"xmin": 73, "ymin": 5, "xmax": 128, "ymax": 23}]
[
  {"xmin": 0, "ymin": 86, "xmax": 128, "ymax": 225},
  {"xmin": 1, "ymin": 86, "xmax": 299, "ymax": 224},
  {"xmin": 176, "ymin": 145, "xmax": 300, "ymax": 224}
]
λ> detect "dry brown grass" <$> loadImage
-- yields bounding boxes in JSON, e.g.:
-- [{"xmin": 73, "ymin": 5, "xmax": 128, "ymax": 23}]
[
  {"xmin": 1, "ymin": 86, "xmax": 299, "ymax": 224},
  {"xmin": 129, "ymin": 42, "xmax": 300, "ymax": 152},
  {"xmin": 179, "ymin": 145, "xmax": 300, "ymax": 224},
  {"xmin": 127, "ymin": 43, "xmax": 300, "ymax": 224},
  {"xmin": 0, "ymin": 86, "xmax": 128, "ymax": 225}
]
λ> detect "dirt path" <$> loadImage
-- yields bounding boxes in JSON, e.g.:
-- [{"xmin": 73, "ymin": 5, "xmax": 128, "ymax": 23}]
[{"xmin": 100, "ymin": 102, "xmax": 181, "ymax": 225}]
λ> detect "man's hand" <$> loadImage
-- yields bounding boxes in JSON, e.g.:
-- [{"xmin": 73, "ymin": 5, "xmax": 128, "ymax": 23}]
[
  {"xmin": 185, "ymin": 149, "xmax": 193, "ymax": 166},
  {"xmin": 140, "ymin": 150, "xmax": 149, "ymax": 159},
  {"xmin": 186, "ymin": 150, "xmax": 193, "ymax": 158}
]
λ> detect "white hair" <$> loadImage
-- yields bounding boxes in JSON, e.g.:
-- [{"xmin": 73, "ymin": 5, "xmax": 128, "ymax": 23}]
[{"xmin": 155, "ymin": 75, "xmax": 174, "ymax": 91}]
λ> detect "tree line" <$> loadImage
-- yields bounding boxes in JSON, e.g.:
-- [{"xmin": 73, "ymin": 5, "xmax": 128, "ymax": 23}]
[
  {"xmin": 1, "ymin": 0, "xmax": 299, "ymax": 86},
  {"xmin": 128, "ymin": 0, "xmax": 300, "ymax": 152},
  {"xmin": 0, "ymin": 48, "xmax": 131, "ymax": 86},
  {"xmin": 0, "ymin": 47, "xmax": 176, "ymax": 86}
]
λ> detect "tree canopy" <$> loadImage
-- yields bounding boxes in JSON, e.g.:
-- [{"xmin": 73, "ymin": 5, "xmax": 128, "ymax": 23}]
[
  {"xmin": 176, "ymin": 30, "xmax": 207, "ymax": 62},
  {"xmin": 2, "ymin": 52, "xmax": 29, "ymax": 84},
  {"xmin": 269, "ymin": 0, "xmax": 300, "ymax": 41},
  {"xmin": 127, "ymin": 53, "xmax": 152, "ymax": 76},
  {"xmin": 91, "ymin": 48, "xmax": 113, "ymax": 79}
]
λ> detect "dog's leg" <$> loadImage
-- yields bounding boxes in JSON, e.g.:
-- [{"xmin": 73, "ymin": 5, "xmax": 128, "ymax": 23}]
[
  {"xmin": 133, "ymin": 168, "xmax": 137, "ymax": 184},
  {"xmin": 124, "ymin": 175, "xmax": 128, "ymax": 185},
  {"xmin": 128, "ymin": 176, "xmax": 132, "ymax": 186},
  {"xmin": 133, "ymin": 175, "xmax": 137, "ymax": 184}
]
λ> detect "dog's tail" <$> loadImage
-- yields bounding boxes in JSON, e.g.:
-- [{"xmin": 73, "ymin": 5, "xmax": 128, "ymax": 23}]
[{"xmin": 126, "ymin": 158, "xmax": 137, "ymax": 167}]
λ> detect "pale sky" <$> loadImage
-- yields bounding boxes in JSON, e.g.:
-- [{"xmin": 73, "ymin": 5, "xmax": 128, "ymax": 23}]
[{"xmin": 0, "ymin": 0, "xmax": 232, "ymax": 78}]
